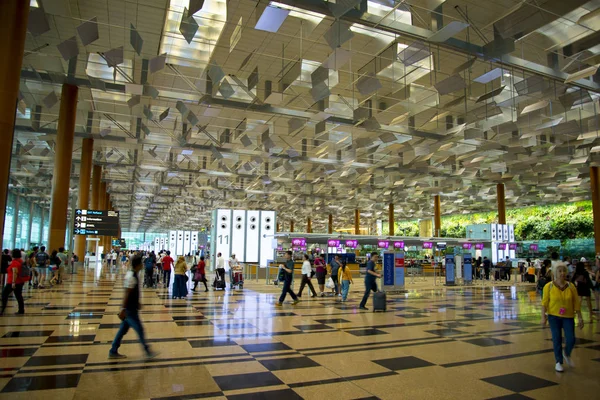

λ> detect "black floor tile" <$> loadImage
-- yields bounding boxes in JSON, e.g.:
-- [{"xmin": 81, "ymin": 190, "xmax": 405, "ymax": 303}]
[
  {"xmin": 294, "ymin": 324, "xmax": 332, "ymax": 331},
  {"xmin": 45, "ymin": 335, "xmax": 96, "ymax": 343},
  {"xmin": 503, "ymin": 321, "xmax": 539, "ymax": 328},
  {"xmin": 24, "ymin": 354, "xmax": 88, "ymax": 367},
  {"xmin": 464, "ymin": 338, "xmax": 512, "ymax": 347},
  {"xmin": 227, "ymin": 388, "xmax": 302, "ymax": 400},
  {"xmin": 544, "ymin": 337, "xmax": 596, "ymax": 345},
  {"xmin": 346, "ymin": 328, "xmax": 389, "ymax": 337},
  {"xmin": 176, "ymin": 321, "xmax": 212, "ymax": 326},
  {"xmin": 43, "ymin": 306, "xmax": 74, "ymax": 310},
  {"xmin": 259, "ymin": 356, "xmax": 319, "ymax": 371},
  {"xmin": 172, "ymin": 316, "xmax": 206, "ymax": 321},
  {"xmin": 3, "ymin": 331, "xmax": 54, "ymax": 338},
  {"xmin": 437, "ymin": 322, "xmax": 473, "ymax": 328},
  {"xmin": 373, "ymin": 356, "xmax": 434, "ymax": 371},
  {"xmin": 272, "ymin": 312, "xmax": 297, "ymax": 317},
  {"xmin": 585, "ymin": 344, "xmax": 600, "ymax": 352},
  {"xmin": 482, "ymin": 372, "xmax": 557, "ymax": 393},
  {"xmin": 241, "ymin": 342, "xmax": 292, "ymax": 353},
  {"xmin": 1, "ymin": 373, "xmax": 81, "ymax": 392},
  {"xmin": 461, "ymin": 313, "xmax": 488, "ymax": 318},
  {"xmin": 424, "ymin": 329, "xmax": 467, "ymax": 337},
  {"xmin": 78, "ymin": 302, "xmax": 108, "ymax": 305},
  {"xmin": 98, "ymin": 323, "xmax": 124, "ymax": 329},
  {"xmin": 487, "ymin": 395, "xmax": 534, "ymax": 400},
  {"xmin": 213, "ymin": 371, "xmax": 283, "ymax": 391},
  {"xmin": 399, "ymin": 313, "xmax": 431, "ymax": 319},
  {"xmin": 314, "ymin": 318, "xmax": 350, "ymax": 324},
  {"xmin": 0, "ymin": 348, "xmax": 38, "ymax": 357},
  {"xmin": 189, "ymin": 339, "xmax": 237, "ymax": 348}
]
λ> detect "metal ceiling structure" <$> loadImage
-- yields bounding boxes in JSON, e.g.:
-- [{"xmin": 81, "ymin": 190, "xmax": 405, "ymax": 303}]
[{"xmin": 11, "ymin": 0, "xmax": 600, "ymax": 233}]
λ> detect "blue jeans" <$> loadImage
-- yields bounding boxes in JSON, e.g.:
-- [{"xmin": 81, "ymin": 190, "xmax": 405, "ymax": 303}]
[
  {"xmin": 359, "ymin": 280, "xmax": 378, "ymax": 308},
  {"xmin": 279, "ymin": 279, "xmax": 298, "ymax": 303},
  {"xmin": 110, "ymin": 310, "xmax": 149, "ymax": 355},
  {"xmin": 341, "ymin": 280, "xmax": 350, "ymax": 301},
  {"xmin": 548, "ymin": 315, "xmax": 575, "ymax": 364}
]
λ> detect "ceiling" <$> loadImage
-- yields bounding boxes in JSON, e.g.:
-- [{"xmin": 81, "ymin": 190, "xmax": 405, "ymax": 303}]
[{"xmin": 11, "ymin": 0, "xmax": 600, "ymax": 233}]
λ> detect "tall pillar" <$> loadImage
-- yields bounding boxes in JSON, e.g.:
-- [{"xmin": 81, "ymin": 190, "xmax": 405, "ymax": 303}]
[
  {"xmin": 497, "ymin": 183, "xmax": 506, "ymax": 225},
  {"xmin": 39, "ymin": 208, "xmax": 45, "ymax": 244},
  {"xmin": 26, "ymin": 201, "xmax": 34, "ymax": 249},
  {"xmin": 434, "ymin": 195, "xmax": 441, "ymax": 237},
  {"xmin": 91, "ymin": 165, "xmax": 101, "ymax": 209},
  {"xmin": 104, "ymin": 193, "xmax": 110, "ymax": 250},
  {"xmin": 48, "ymin": 84, "xmax": 78, "ymax": 252},
  {"xmin": 290, "ymin": 220, "xmax": 294, "ymax": 233},
  {"xmin": 388, "ymin": 203, "xmax": 395, "ymax": 236},
  {"xmin": 354, "ymin": 209, "xmax": 360, "ymax": 235},
  {"xmin": 0, "ymin": 0, "xmax": 30, "ymax": 243},
  {"xmin": 307, "ymin": 217, "xmax": 312, "ymax": 233},
  {"xmin": 98, "ymin": 182, "xmax": 106, "ymax": 250},
  {"xmin": 75, "ymin": 138, "xmax": 94, "ymax": 257},
  {"xmin": 276, "ymin": 222, "xmax": 280, "ymax": 232},
  {"xmin": 11, "ymin": 194, "xmax": 19, "ymax": 249},
  {"xmin": 591, "ymin": 167, "xmax": 600, "ymax": 254},
  {"xmin": 328, "ymin": 214, "xmax": 333, "ymax": 234}
]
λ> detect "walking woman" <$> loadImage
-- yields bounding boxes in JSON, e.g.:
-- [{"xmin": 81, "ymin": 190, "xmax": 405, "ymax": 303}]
[
  {"xmin": 1, "ymin": 249, "xmax": 25, "ymax": 315},
  {"xmin": 1, "ymin": 249, "xmax": 12, "ymax": 289},
  {"xmin": 49, "ymin": 250, "xmax": 61, "ymax": 286},
  {"xmin": 192, "ymin": 256, "xmax": 208, "ymax": 292},
  {"xmin": 571, "ymin": 262, "xmax": 594, "ymax": 323},
  {"xmin": 541, "ymin": 264, "xmax": 583, "ymax": 372},
  {"xmin": 314, "ymin": 254, "xmax": 327, "ymax": 296},
  {"xmin": 172, "ymin": 256, "xmax": 188, "ymax": 299},
  {"xmin": 297, "ymin": 254, "xmax": 316, "ymax": 298},
  {"xmin": 338, "ymin": 260, "xmax": 353, "ymax": 302}
]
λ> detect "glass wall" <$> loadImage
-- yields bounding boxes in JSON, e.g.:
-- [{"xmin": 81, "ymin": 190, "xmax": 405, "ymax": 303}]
[
  {"xmin": 2, "ymin": 193, "xmax": 16, "ymax": 250},
  {"xmin": 30, "ymin": 205, "xmax": 42, "ymax": 247},
  {"xmin": 15, "ymin": 197, "xmax": 30, "ymax": 250}
]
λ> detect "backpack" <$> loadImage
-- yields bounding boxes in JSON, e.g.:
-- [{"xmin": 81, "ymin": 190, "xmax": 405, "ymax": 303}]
[
  {"xmin": 144, "ymin": 257, "xmax": 154, "ymax": 268},
  {"xmin": 35, "ymin": 252, "xmax": 48, "ymax": 265},
  {"xmin": 20, "ymin": 261, "xmax": 31, "ymax": 281}
]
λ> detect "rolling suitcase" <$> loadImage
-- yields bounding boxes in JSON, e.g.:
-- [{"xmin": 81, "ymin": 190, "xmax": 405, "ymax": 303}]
[
  {"xmin": 373, "ymin": 291, "xmax": 387, "ymax": 312},
  {"xmin": 213, "ymin": 276, "xmax": 226, "ymax": 290}
]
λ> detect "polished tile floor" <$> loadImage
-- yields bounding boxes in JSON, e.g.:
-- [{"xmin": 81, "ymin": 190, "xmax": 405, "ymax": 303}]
[{"xmin": 0, "ymin": 267, "xmax": 599, "ymax": 400}]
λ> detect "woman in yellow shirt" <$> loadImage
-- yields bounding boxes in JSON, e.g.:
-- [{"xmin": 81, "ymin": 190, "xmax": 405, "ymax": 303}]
[
  {"xmin": 338, "ymin": 261, "xmax": 353, "ymax": 302},
  {"xmin": 172, "ymin": 256, "xmax": 188, "ymax": 299},
  {"xmin": 541, "ymin": 264, "xmax": 583, "ymax": 372}
]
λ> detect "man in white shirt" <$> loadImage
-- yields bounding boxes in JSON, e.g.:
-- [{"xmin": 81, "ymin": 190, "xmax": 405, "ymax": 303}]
[
  {"xmin": 216, "ymin": 253, "xmax": 225, "ymax": 282},
  {"xmin": 228, "ymin": 254, "xmax": 239, "ymax": 289}
]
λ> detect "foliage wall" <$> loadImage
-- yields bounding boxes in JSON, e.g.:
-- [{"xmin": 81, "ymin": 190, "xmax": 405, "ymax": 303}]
[{"xmin": 384, "ymin": 201, "xmax": 594, "ymax": 242}]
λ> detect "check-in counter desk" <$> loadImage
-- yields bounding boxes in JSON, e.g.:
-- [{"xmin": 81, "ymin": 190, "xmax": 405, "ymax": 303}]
[{"xmin": 266, "ymin": 261, "xmax": 363, "ymax": 280}]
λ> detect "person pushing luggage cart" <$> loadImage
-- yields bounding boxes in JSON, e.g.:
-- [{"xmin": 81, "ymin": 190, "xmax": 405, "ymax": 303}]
[{"xmin": 359, "ymin": 253, "xmax": 382, "ymax": 311}]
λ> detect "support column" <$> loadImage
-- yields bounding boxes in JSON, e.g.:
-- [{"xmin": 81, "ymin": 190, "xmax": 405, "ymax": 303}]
[
  {"xmin": 0, "ymin": 0, "xmax": 30, "ymax": 243},
  {"xmin": 91, "ymin": 166, "xmax": 101, "ymax": 209},
  {"xmin": 276, "ymin": 222, "xmax": 280, "ymax": 232},
  {"xmin": 388, "ymin": 203, "xmax": 394, "ymax": 236},
  {"xmin": 434, "ymin": 195, "xmax": 441, "ymax": 237},
  {"xmin": 75, "ymin": 138, "xmax": 93, "ymax": 257},
  {"xmin": 48, "ymin": 84, "xmax": 78, "ymax": 252},
  {"xmin": 98, "ymin": 182, "xmax": 106, "ymax": 251},
  {"xmin": 307, "ymin": 217, "xmax": 312, "ymax": 233},
  {"xmin": 104, "ymin": 193, "xmax": 110, "ymax": 250},
  {"xmin": 39, "ymin": 208, "xmax": 44, "ymax": 244},
  {"xmin": 591, "ymin": 167, "xmax": 600, "ymax": 254},
  {"xmin": 497, "ymin": 183, "xmax": 506, "ymax": 225},
  {"xmin": 11, "ymin": 194, "xmax": 19, "ymax": 249},
  {"xmin": 26, "ymin": 201, "xmax": 34, "ymax": 249},
  {"xmin": 328, "ymin": 214, "xmax": 333, "ymax": 234},
  {"xmin": 354, "ymin": 209, "xmax": 360, "ymax": 235},
  {"xmin": 290, "ymin": 220, "xmax": 294, "ymax": 233}
]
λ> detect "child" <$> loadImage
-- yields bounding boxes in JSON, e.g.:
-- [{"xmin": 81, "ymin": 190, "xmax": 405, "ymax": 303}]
[{"xmin": 109, "ymin": 255, "xmax": 159, "ymax": 359}]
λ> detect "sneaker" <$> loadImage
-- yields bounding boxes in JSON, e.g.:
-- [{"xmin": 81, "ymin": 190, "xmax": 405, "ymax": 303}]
[
  {"xmin": 555, "ymin": 362, "xmax": 564, "ymax": 372},
  {"xmin": 311, "ymin": 295, "xmax": 317, "ymax": 298},
  {"xmin": 320, "ymin": 292, "xmax": 324, "ymax": 297},
  {"xmin": 563, "ymin": 351, "xmax": 574, "ymax": 367},
  {"xmin": 276, "ymin": 302, "xmax": 283, "ymax": 306},
  {"xmin": 359, "ymin": 306, "xmax": 369, "ymax": 310},
  {"xmin": 108, "ymin": 352, "xmax": 127, "ymax": 359},
  {"xmin": 292, "ymin": 300, "xmax": 300, "ymax": 305},
  {"xmin": 145, "ymin": 351, "xmax": 159, "ymax": 360}
]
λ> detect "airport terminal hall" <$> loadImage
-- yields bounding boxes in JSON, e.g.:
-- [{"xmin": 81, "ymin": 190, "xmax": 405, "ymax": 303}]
[{"xmin": 2, "ymin": 0, "xmax": 600, "ymax": 399}]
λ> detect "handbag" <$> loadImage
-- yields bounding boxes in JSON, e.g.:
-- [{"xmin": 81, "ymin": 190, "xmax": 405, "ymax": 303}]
[
  {"xmin": 325, "ymin": 277, "xmax": 335, "ymax": 289},
  {"xmin": 277, "ymin": 268, "xmax": 285, "ymax": 282},
  {"xmin": 310, "ymin": 270, "xmax": 316, "ymax": 278}
]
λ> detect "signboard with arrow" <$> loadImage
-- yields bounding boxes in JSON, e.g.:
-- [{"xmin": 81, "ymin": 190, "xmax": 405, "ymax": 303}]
[{"xmin": 74, "ymin": 209, "xmax": 120, "ymax": 236}]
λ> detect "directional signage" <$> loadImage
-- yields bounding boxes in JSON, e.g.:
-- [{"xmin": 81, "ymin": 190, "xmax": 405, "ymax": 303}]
[{"xmin": 74, "ymin": 209, "xmax": 120, "ymax": 236}]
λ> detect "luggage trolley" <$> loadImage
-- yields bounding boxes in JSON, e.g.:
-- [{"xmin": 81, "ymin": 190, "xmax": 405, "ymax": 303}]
[{"xmin": 232, "ymin": 266, "xmax": 244, "ymax": 289}]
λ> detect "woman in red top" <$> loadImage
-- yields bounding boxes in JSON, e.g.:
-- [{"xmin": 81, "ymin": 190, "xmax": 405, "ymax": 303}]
[
  {"xmin": 1, "ymin": 249, "xmax": 25, "ymax": 315},
  {"xmin": 192, "ymin": 256, "xmax": 208, "ymax": 292},
  {"xmin": 314, "ymin": 254, "xmax": 327, "ymax": 296}
]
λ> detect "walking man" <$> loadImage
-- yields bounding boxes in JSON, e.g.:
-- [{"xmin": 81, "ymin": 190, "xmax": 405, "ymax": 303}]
[
  {"xmin": 359, "ymin": 253, "xmax": 381, "ymax": 310},
  {"xmin": 277, "ymin": 251, "xmax": 300, "ymax": 306},
  {"xmin": 330, "ymin": 255, "xmax": 342, "ymax": 296},
  {"xmin": 109, "ymin": 255, "xmax": 158, "ymax": 359}
]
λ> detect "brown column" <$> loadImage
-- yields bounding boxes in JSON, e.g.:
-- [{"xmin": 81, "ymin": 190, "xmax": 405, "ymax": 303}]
[
  {"xmin": 307, "ymin": 217, "xmax": 312, "ymax": 233},
  {"xmin": 290, "ymin": 220, "xmax": 294, "ymax": 233},
  {"xmin": 276, "ymin": 222, "xmax": 280, "ymax": 232},
  {"xmin": 48, "ymin": 84, "xmax": 78, "ymax": 252},
  {"xmin": 434, "ymin": 195, "xmax": 441, "ymax": 237},
  {"xmin": 354, "ymin": 209, "xmax": 360, "ymax": 235},
  {"xmin": 591, "ymin": 167, "xmax": 600, "ymax": 254},
  {"xmin": 388, "ymin": 203, "xmax": 395, "ymax": 236},
  {"xmin": 0, "ymin": 0, "xmax": 29, "ymax": 242},
  {"xmin": 98, "ymin": 182, "xmax": 106, "ymax": 250},
  {"xmin": 91, "ymin": 165, "xmax": 101, "ymax": 209},
  {"xmin": 104, "ymin": 193, "xmax": 110, "ymax": 250},
  {"xmin": 328, "ymin": 214, "xmax": 333, "ymax": 234},
  {"xmin": 74, "ymin": 138, "xmax": 93, "ymax": 257},
  {"xmin": 497, "ymin": 183, "xmax": 506, "ymax": 224}
]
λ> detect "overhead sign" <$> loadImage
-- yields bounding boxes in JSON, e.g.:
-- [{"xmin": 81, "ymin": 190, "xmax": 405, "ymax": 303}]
[
  {"xmin": 393, "ymin": 241, "xmax": 404, "ymax": 249},
  {"xmin": 509, "ymin": 243, "xmax": 517, "ymax": 250},
  {"xmin": 529, "ymin": 244, "xmax": 539, "ymax": 251},
  {"xmin": 462, "ymin": 243, "xmax": 473, "ymax": 249},
  {"xmin": 327, "ymin": 239, "xmax": 340, "ymax": 247},
  {"xmin": 498, "ymin": 243, "xmax": 507, "ymax": 250},
  {"xmin": 74, "ymin": 209, "xmax": 119, "ymax": 236},
  {"xmin": 475, "ymin": 243, "xmax": 485, "ymax": 250},
  {"xmin": 422, "ymin": 242, "xmax": 433, "ymax": 249},
  {"xmin": 377, "ymin": 240, "xmax": 389, "ymax": 249},
  {"xmin": 345, "ymin": 240, "xmax": 358, "ymax": 248},
  {"xmin": 291, "ymin": 238, "xmax": 306, "ymax": 246}
]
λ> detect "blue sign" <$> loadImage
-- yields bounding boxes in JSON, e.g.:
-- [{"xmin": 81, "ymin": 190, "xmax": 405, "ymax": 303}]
[
  {"xmin": 394, "ymin": 253, "xmax": 405, "ymax": 287},
  {"xmin": 445, "ymin": 254, "xmax": 455, "ymax": 286},
  {"xmin": 383, "ymin": 252, "xmax": 395, "ymax": 286},
  {"xmin": 463, "ymin": 253, "xmax": 472, "ymax": 284}
]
